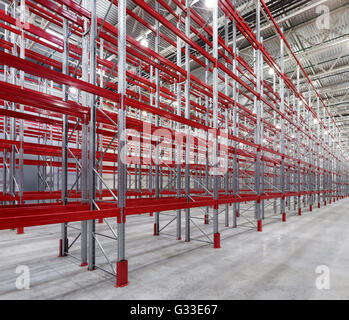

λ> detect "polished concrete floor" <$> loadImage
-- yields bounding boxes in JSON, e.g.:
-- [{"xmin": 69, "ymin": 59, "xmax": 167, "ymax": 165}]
[{"xmin": 0, "ymin": 198, "xmax": 349, "ymax": 299}]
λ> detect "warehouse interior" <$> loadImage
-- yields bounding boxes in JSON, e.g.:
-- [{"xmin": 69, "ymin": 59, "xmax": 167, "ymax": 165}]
[{"xmin": 0, "ymin": 0, "xmax": 349, "ymax": 300}]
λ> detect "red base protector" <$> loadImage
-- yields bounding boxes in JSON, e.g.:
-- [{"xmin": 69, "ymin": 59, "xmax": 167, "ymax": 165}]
[
  {"xmin": 99, "ymin": 218, "xmax": 103, "ymax": 224},
  {"xmin": 80, "ymin": 262, "xmax": 88, "ymax": 267},
  {"xmin": 329, "ymin": 200, "xmax": 331, "ymax": 204},
  {"xmin": 214, "ymin": 233, "xmax": 220, "ymax": 249},
  {"xmin": 318, "ymin": 203, "xmax": 320, "ymax": 208},
  {"xmin": 204, "ymin": 215, "xmax": 208, "ymax": 224},
  {"xmin": 177, "ymin": 237, "xmax": 182, "ymax": 240},
  {"xmin": 309, "ymin": 205, "xmax": 312, "ymax": 212},
  {"xmin": 153, "ymin": 224, "xmax": 158, "ymax": 236},
  {"xmin": 58, "ymin": 239, "xmax": 68, "ymax": 257},
  {"xmin": 236, "ymin": 210, "xmax": 239, "ymax": 218},
  {"xmin": 257, "ymin": 220, "xmax": 262, "ymax": 232},
  {"xmin": 149, "ymin": 213, "xmax": 153, "ymax": 217},
  {"xmin": 116, "ymin": 260, "xmax": 129, "ymax": 287},
  {"xmin": 282, "ymin": 213, "xmax": 286, "ymax": 222},
  {"xmin": 324, "ymin": 201, "xmax": 327, "ymax": 206},
  {"xmin": 17, "ymin": 227, "xmax": 24, "ymax": 234},
  {"xmin": 298, "ymin": 208, "xmax": 301, "ymax": 216},
  {"xmin": 58, "ymin": 239, "xmax": 63, "ymax": 257},
  {"xmin": 333, "ymin": 198, "xmax": 335, "ymax": 203}
]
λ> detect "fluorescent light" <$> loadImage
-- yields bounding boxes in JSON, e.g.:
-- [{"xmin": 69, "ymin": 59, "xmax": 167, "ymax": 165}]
[
  {"xmin": 205, "ymin": 0, "xmax": 215, "ymax": 9},
  {"xmin": 46, "ymin": 28, "xmax": 62, "ymax": 39},
  {"xmin": 142, "ymin": 111, "xmax": 148, "ymax": 117},
  {"xmin": 69, "ymin": 87, "xmax": 77, "ymax": 95},
  {"xmin": 38, "ymin": 37, "xmax": 52, "ymax": 45},
  {"xmin": 269, "ymin": 68, "xmax": 274, "ymax": 76},
  {"xmin": 140, "ymin": 38, "xmax": 148, "ymax": 47},
  {"xmin": 313, "ymin": 118, "xmax": 318, "ymax": 124}
]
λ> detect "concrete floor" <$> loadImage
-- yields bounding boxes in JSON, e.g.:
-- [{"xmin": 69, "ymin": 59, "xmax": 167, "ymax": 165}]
[{"xmin": 1, "ymin": 198, "xmax": 349, "ymax": 300}]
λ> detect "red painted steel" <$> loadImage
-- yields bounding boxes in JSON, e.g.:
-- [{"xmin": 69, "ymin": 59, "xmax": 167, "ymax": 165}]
[{"xmin": 0, "ymin": 0, "xmax": 348, "ymax": 287}]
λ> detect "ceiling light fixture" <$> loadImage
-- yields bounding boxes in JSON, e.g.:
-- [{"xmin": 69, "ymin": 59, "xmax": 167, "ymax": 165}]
[
  {"xmin": 205, "ymin": 0, "xmax": 215, "ymax": 9},
  {"xmin": 140, "ymin": 38, "xmax": 148, "ymax": 47},
  {"xmin": 69, "ymin": 87, "xmax": 77, "ymax": 95}
]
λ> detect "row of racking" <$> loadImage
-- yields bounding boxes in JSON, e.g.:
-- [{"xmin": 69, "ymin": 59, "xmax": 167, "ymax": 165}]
[{"xmin": 0, "ymin": 0, "xmax": 348, "ymax": 287}]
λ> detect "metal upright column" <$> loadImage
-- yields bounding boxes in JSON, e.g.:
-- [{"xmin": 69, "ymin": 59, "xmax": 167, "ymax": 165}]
[
  {"xmin": 323, "ymin": 105, "xmax": 327, "ymax": 206},
  {"xmin": 9, "ymin": 1, "xmax": 17, "ymax": 202},
  {"xmin": 296, "ymin": 66, "xmax": 301, "ymax": 215},
  {"xmin": 260, "ymin": 37, "xmax": 265, "ymax": 220},
  {"xmin": 204, "ymin": 44, "xmax": 210, "ymax": 226},
  {"xmin": 60, "ymin": 14, "xmax": 69, "ymax": 257},
  {"xmin": 138, "ymin": 68, "xmax": 142, "ymax": 196},
  {"xmin": 80, "ymin": 0, "xmax": 89, "ymax": 266},
  {"xmin": 273, "ymin": 71, "xmax": 277, "ymax": 214},
  {"xmin": 308, "ymin": 86, "xmax": 313, "ymax": 212},
  {"xmin": 88, "ymin": 0, "xmax": 97, "ymax": 271},
  {"xmin": 232, "ymin": 31, "xmax": 239, "ymax": 227},
  {"xmin": 148, "ymin": 65, "xmax": 154, "ymax": 217},
  {"xmin": 176, "ymin": 7, "xmax": 182, "ymax": 240},
  {"xmin": 148, "ymin": 66, "xmax": 153, "ymax": 210},
  {"xmin": 18, "ymin": 0, "xmax": 25, "ymax": 206},
  {"xmin": 224, "ymin": 18, "xmax": 229, "ymax": 227},
  {"xmin": 292, "ymin": 92, "xmax": 297, "ymax": 211},
  {"xmin": 212, "ymin": 0, "xmax": 220, "ymax": 248},
  {"xmin": 184, "ymin": 0, "xmax": 191, "ymax": 242},
  {"xmin": 116, "ymin": 0, "xmax": 129, "ymax": 287},
  {"xmin": 279, "ymin": 28, "xmax": 286, "ymax": 222},
  {"xmin": 154, "ymin": 1, "xmax": 160, "ymax": 236},
  {"xmin": 98, "ymin": 39, "xmax": 104, "ymax": 216},
  {"xmin": 16, "ymin": 0, "xmax": 26, "ymax": 234},
  {"xmin": 2, "ymin": 3, "xmax": 9, "ymax": 201},
  {"xmin": 254, "ymin": 0, "xmax": 263, "ymax": 230}
]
